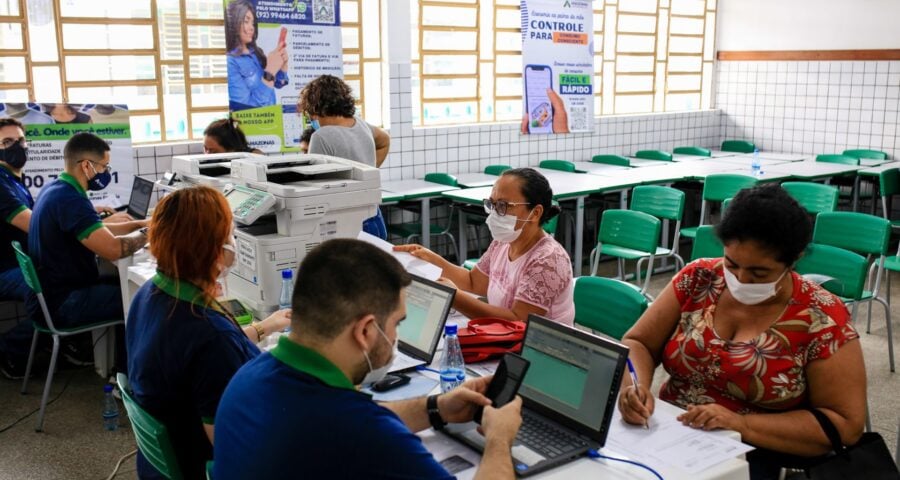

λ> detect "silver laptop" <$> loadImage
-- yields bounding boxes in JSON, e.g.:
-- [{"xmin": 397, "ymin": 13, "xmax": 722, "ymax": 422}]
[
  {"xmin": 445, "ymin": 314, "xmax": 629, "ymax": 477},
  {"xmin": 389, "ymin": 274, "xmax": 456, "ymax": 373}
]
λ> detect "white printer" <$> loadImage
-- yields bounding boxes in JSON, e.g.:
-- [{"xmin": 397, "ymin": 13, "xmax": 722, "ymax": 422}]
[
  {"xmin": 223, "ymin": 154, "xmax": 381, "ymax": 315},
  {"xmin": 170, "ymin": 152, "xmax": 264, "ymax": 190}
]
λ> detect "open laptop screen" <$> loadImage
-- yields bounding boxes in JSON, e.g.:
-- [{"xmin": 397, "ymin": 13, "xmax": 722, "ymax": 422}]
[
  {"xmin": 127, "ymin": 176, "xmax": 154, "ymax": 220},
  {"xmin": 397, "ymin": 275, "xmax": 456, "ymax": 361},
  {"xmin": 519, "ymin": 315, "xmax": 629, "ymax": 443}
]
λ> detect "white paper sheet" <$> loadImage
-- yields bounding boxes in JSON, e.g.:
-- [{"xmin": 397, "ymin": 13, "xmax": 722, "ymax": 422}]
[{"xmin": 357, "ymin": 231, "xmax": 442, "ymax": 281}]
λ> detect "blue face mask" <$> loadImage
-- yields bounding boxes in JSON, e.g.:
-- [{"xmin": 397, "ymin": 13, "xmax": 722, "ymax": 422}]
[
  {"xmin": 310, "ymin": 119, "xmax": 321, "ymax": 131},
  {"xmin": 87, "ymin": 162, "xmax": 112, "ymax": 191}
]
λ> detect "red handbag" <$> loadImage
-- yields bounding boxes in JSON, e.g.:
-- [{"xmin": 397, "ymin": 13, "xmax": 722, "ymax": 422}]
[{"xmin": 457, "ymin": 317, "xmax": 526, "ymax": 363}]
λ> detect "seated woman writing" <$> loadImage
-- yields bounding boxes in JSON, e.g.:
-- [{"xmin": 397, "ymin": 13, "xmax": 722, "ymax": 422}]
[
  {"xmin": 618, "ymin": 184, "xmax": 866, "ymax": 480},
  {"xmin": 395, "ymin": 168, "xmax": 575, "ymax": 326}
]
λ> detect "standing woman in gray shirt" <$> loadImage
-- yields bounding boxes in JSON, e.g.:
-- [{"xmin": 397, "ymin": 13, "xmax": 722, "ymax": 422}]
[{"xmin": 298, "ymin": 75, "xmax": 391, "ymax": 238}]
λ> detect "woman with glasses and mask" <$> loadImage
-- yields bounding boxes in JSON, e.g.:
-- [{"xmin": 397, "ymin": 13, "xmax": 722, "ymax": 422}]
[
  {"xmin": 395, "ymin": 167, "xmax": 575, "ymax": 326},
  {"xmin": 618, "ymin": 184, "xmax": 865, "ymax": 480},
  {"xmin": 126, "ymin": 185, "xmax": 290, "ymax": 479}
]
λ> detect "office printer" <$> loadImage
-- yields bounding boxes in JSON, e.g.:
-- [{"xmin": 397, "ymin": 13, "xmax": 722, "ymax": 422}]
[
  {"xmin": 170, "ymin": 152, "xmax": 264, "ymax": 189},
  {"xmin": 224, "ymin": 154, "xmax": 381, "ymax": 315}
]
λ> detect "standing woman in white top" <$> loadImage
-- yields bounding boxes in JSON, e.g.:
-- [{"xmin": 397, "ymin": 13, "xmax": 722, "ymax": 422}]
[
  {"xmin": 395, "ymin": 168, "xmax": 576, "ymax": 326},
  {"xmin": 298, "ymin": 75, "xmax": 391, "ymax": 238}
]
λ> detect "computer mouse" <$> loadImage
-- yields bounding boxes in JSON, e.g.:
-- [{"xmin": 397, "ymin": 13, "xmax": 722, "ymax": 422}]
[{"xmin": 371, "ymin": 373, "xmax": 411, "ymax": 392}]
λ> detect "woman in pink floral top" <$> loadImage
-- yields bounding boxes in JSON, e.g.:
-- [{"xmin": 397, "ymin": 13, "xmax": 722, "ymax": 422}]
[
  {"xmin": 619, "ymin": 184, "xmax": 866, "ymax": 480},
  {"xmin": 395, "ymin": 168, "xmax": 575, "ymax": 325}
]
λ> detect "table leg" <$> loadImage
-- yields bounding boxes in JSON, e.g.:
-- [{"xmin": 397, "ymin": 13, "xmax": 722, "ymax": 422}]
[
  {"xmin": 421, "ymin": 197, "xmax": 431, "ymax": 249},
  {"xmin": 852, "ymin": 176, "xmax": 860, "ymax": 211},
  {"xmin": 458, "ymin": 208, "xmax": 468, "ymax": 265},
  {"xmin": 575, "ymin": 197, "xmax": 584, "ymax": 275}
]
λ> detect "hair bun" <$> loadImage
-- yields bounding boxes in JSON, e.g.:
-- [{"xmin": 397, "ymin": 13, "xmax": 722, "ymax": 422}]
[{"xmin": 546, "ymin": 204, "xmax": 562, "ymax": 219}]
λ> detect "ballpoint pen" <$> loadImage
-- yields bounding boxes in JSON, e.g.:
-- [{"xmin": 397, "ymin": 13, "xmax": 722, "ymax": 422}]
[{"xmin": 625, "ymin": 358, "xmax": 650, "ymax": 430}]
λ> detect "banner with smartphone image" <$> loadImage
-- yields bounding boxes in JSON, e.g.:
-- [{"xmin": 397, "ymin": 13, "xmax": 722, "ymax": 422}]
[
  {"xmin": 0, "ymin": 102, "xmax": 134, "ymax": 207},
  {"xmin": 224, "ymin": 0, "xmax": 343, "ymax": 152},
  {"xmin": 520, "ymin": 0, "xmax": 594, "ymax": 134}
]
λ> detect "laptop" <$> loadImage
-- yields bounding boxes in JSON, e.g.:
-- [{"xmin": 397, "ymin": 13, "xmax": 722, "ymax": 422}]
[
  {"xmin": 115, "ymin": 176, "xmax": 154, "ymax": 220},
  {"xmin": 445, "ymin": 314, "xmax": 629, "ymax": 477},
  {"xmin": 389, "ymin": 274, "xmax": 456, "ymax": 373}
]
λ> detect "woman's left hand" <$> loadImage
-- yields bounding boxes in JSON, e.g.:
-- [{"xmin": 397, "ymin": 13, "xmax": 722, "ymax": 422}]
[
  {"xmin": 677, "ymin": 403, "xmax": 748, "ymax": 433},
  {"xmin": 262, "ymin": 308, "xmax": 292, "ymax": 332}
]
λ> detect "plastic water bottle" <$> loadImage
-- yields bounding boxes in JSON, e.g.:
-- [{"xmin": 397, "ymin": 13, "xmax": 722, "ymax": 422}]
[
  {"xmin": 751, "ymin": 148, "xmax": 762, "ymax": 177},
  {"xmin": 439, "ymin": 324, "xmax": 466, "ymax": 393},
  {"xmin": 279, "ymin": 269, "xmax": 293, "ymax": 310},
  {"xmin": 102, "ymin": 384, "xmax": 119, "ymax": 431}
]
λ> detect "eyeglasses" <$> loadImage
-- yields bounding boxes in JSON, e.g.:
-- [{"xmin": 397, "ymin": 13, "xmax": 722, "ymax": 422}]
[
  {"xmin": 0, "ymin": 137, "xmax": 24, "ymax": 149},
  {"xmin": 483, "ymin": 198, "xmax": 530, "ymax": 217},
  {"xmin": 83, "ymin": 159, "xmax": 113, "ymax": 174}
]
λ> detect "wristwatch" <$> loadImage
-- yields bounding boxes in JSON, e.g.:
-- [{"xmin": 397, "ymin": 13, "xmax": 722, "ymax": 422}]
[
  {"xmin": 427, "ymin": 394, "xmax": 446, "ymax": 431},
  {"xmin": 263, "ymin": 71, "xmax": 275, "ymax": 82}
]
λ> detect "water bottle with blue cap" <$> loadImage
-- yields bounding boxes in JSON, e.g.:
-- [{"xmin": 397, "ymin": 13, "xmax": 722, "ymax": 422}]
[
  {"xmin": 439, "ymin": 324, "xmax": 466, "ymax": 392},
  {"xmin": 751, "ymin": 147, "xmax": 762, "ymax": 177},
  {"xmin": 279, "ymin": 269, "xmax": 293, "ymax": 332}
]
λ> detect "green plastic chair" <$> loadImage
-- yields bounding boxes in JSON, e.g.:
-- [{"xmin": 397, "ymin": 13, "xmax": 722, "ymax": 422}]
[
  {"xmin": 630, "ymin": 185, "xmax": 686, "ymax": 270},
  {"xmin": 574, "ymin": 276, "xmax": 648, "ymax": 340},
  {"xmin": 117, "ymin": 373, "xmax": 184, "ymax": 480},
  {"xmin": 484, "ymin": 164, "xmax": 511, "ymax": 176},
  {"xmin": 816, "ymin": 154, "xmax": 860, "ymax": 166},
  {"xmin": 588, "ymin": 209, "xmax": 661, "ymax": 295},
  {"xmin": 721, "ymin": 140, "xmax": 756, "ymax": 153},
  {"xmin": 591, "ymin": 154, "xmax": 631, "ymax": 167},
  {"xmin": 843, "ymin": 149, "xmax": 888, "ymax": 161},
  {"xmin": 462, "ymin": 201, "xmax": 560, "ymax": 270},
  {"xmin": 387, "ymin": 173, "xmax": 460, "ymax": 261},
  {"xmin": 796, "ymin": 243, "xmax": 868, "ymax": 300},
  {"xmin": 634, "ymin": 150, "xmax": 673, "ymax": 162},
  {"xmin": 782, "ymin": 182, "xmax": 839, "ymax": 216},
  {"xmin": 207, "ymin": 461, "xmax": 213, "ymax": 480},
  {"xmin": 539, "ymin": 159, "xmax": 576, "ymax": 172},
  {"xmin": 876, "ymin": 168, "xmax": 900, "ymax": 225},
  {"xmin": 12, "ymin": 241, "xmax": 125, "ymax": 432},
  {"xmin": 690, "ymin": 225, "xmax": 724, "ymax": 261},
  {"xmin": 813, "ymin": 212, "xmax": 893, "ymax": 371},
  {"xmin": 680, "ymin": 174, "xmax": 758, "ymax": 240},
  {"xmin": 673, "ymin": 146, "xmax": 712, "ymax": 157}
]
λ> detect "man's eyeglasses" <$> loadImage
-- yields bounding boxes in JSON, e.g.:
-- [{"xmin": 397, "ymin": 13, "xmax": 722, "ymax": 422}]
[
  {"xmin": 483, "ymin": 198, "xmax": 530, "ymax": 217},
  {"xmin": 83, "ymin": 159, "xmax": 113, "ymax": 174},
  {"xmin": 0, "ymin": 137, "xmax": 25, "ymax": 149}
]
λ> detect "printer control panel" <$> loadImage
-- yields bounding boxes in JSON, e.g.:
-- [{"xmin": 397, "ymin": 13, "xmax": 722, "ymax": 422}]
[{"xmin": 223, "ymin": 185, "xmax": 276, "ymax": 226}]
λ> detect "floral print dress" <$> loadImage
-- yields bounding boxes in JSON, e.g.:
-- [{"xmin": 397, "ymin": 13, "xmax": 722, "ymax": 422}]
[{"xmin": 660, "ymin": 258, "xmax": 859, "ymax": 414}]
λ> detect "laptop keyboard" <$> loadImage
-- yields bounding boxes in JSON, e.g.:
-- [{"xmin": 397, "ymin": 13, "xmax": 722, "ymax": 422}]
[{"xmin": 516, "ymin": 411, "xmax": 588, "ymax": 459}]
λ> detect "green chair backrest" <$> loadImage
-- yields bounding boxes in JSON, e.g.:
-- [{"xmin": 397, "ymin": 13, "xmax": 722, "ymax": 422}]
[
  {"xmin": 574, "ymin": 276, "xmax": 648, "ymax": 339},
  {"xmin": 630, "ymin": 185, "xmax": 685, "ymax": 221},
  {"xmin": 591, "ymin": 154, "xmax": 630, "ymax": 167},
  {"xmin": 206, "ymin": 461, "xmax": 213, "ymax": 480},
  {"xmin": 702, "ymin": 174, "xmax": 758, "ymax": 202},
  {"xmin": 813, "ymin": 212, "xmax": 890, "ymax": 256},
  {"xmin": 795, "ymin": 243, "xmax": 867, "ymax": 300},
  {"xmin": 673, "ymin": 146, "xmax": 711, "ymax": 157},
  {"xmin": 634, "ymin": 150, "xmax": 673, "ymax": 161},
  {"xmin": 117, "ymin": 373, "xmax": 184, "ymax": 480},
  {"xmin": 721, "ymin": 197, "xmax": 732, "ymax": 214},
  {"xmin": 542, "ymin": 200, "xmax": 560, "ymax": 235},
  {"xmin": 878, "ymin": 168, "xmax": 900, "ymax": 197},
  {"xmin": 424, "ymin": 172, "xmax": 459, "ymax": 187},
  {"xmin": 781, "ymin": 182, "xmax": 839, "ymax": 215},
  {"xmin": 484, "ymin": 164, "xmax": 511, "ymax": 176},
  {"xmin": 539, "ymin": 159, "xmax": 576, "ymax": 172},
  {"xmin": 690, "ymin": 225, "xmax": 724, "ymax": 261},
  {"xmin": 815, "ymin": 154, "xmax": 859, "ymax": 166},
  {"xmin": 843, "ymin": 149, "xmax": 888, "ymax": 160},
  {"xmin": 721, "ymin": 140, "xmax": 756, "ymax": 153},
  {"xmin": 11, "ymin": 241, "xmax": 42, "ymax": 295},
  {"xmin": 598, "ymin": 209, "xmax": 661, "ymax": 254}
]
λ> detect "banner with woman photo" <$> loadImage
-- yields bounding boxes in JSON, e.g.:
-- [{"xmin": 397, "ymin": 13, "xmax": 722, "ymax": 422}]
[
  {"xmin": 224, "ymin": 0, "xmax": 343, "ymax": 152},
  {"xmin": 520, "ymin": 0, "xmax": 594, "ymax": 134}
]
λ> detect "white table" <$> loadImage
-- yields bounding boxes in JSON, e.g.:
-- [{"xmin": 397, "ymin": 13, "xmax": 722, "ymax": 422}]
[
  {"xmin": 381, "ymin": 179, "xmax": 460, "ymax": 249},
  {"xmin": 571, "ymin": 162, "xmax": 631, "ymax": 174},
  {"xmin": 456, "ymin": 172, "xmax": 499, "ymax": 188}
]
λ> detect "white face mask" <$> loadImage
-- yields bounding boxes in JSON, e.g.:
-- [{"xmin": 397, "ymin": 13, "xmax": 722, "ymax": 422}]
[
  {"xmin": 723, "ymin": 267, "xmax": 788, "ymax": 305},
  {"xmin": 485, "ymin": 209, "xmax": 533, "ymax": 243},
  {"xmin": 361, "ymin": 321, "xmax": 398, "ymax": 385}
]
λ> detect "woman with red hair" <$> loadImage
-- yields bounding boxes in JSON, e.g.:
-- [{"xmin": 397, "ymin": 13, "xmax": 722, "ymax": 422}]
[{"xmin": 125, "ymin": 185, "xmax": 289, "ymax": 479}]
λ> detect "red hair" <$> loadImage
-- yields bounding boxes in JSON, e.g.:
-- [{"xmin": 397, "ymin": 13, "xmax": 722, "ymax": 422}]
[{"xmin": 149, "ymin": 186, "xmax": 233, "ymax": 304}]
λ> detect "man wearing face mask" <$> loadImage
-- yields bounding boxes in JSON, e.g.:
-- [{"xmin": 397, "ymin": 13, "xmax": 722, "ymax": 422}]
[
  {"xmin": 395, "ymin": 168, "xmax": 576, "ymax": 326},
  {"xmin": 619, "ymin": 184, "xmax": 866, "ymax": 480},
  {"xmin": 214, "ymin": 239, "xmax": 524, "ymax": 480}
]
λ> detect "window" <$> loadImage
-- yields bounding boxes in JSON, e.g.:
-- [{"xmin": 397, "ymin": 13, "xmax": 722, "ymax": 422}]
[
  {"xmin": 411, "ymin": 0, "xmax": 716, "ymax": 126},
  {"xmin": 0, "ymin": 0, "xmax": 384, "ymax": 144}
]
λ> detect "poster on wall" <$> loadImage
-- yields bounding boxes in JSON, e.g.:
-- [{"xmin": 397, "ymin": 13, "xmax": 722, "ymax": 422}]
[
  {"xmin": 0, "ymin": 103, "xmax": 134, "ymax": 207},
  {"xmin": 520, "ymin": 0, "xmax": 594, "ymax": 134},
  {"xmin": 224, "ymin": 0, "xmax": 343, "ymax": 152}
]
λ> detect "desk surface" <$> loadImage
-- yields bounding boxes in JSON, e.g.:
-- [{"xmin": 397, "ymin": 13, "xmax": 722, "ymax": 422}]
[
  {"xmin": 381, "ymin": 179, "xmax": 459, "ymax": 199},
  {"xmin": 859, "ymin": 162, "xmax": 900, "ymax": 177},
  {"xmin": 456, "ymin": 172, "xmax": 498, "ymax": 188},
  {"xmin": 766, "ymin": 161, "xmax": 862, "ymax": 180},
  {"xmin": 571, "ymin": 161, "xmax": 632, "ymax": 174},
  {"xmin": 627, "ymin": 157, "xmax": 675, "ymax": 168}
]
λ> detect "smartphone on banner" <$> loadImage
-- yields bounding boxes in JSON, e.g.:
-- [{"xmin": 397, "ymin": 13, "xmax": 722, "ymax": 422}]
[
  {"xmin": 278, "ymin": 26, "xmax": 288, "ymax": 49},
  {"xmin": 524, "ymin": 65, "xmax": 554, "ymax": 134}
]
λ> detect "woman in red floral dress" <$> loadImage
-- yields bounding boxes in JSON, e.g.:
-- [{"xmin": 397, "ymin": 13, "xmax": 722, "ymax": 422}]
[{"xmin": 619, "ymin": 184, "xmax": 866, "ymax": 480}]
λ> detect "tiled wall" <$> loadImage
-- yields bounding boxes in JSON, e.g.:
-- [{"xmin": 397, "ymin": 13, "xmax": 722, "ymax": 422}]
[{"xmin": 716, "ymin": 60, "xmax": 900, "ymax": 158}]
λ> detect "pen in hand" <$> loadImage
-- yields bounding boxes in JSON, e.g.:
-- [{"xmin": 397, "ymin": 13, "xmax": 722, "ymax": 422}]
[{"xmin": 625, "ymin": 358, "xmax": 649, "ymax": 430}]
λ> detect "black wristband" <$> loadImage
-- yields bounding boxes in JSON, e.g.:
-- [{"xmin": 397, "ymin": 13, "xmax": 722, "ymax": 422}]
[
  {"xmin": 427, "ymin": 394, "xmax": 446, "ymax": 431},
  {"xmin": 263, "ymin": 71, "xmax": 275, "ymax": 82}
]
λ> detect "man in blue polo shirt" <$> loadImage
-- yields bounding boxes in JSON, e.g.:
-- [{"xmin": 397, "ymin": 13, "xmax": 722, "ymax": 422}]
[
  {"xmin": 27, "ymin": 132, "xmax": 148, "ymax": 355},
  {"xmin": 215, "ymin": 239, "xmax": 523, "ymax": 479}
]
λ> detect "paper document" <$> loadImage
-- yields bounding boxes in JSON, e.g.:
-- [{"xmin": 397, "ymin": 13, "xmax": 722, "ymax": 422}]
[
  {"xmin": 606, "ymin": 406, "xmax": 754, "ymax": 474},
  {"xmin": 357, "ymin": 231, "xmax": 442, "ymax": 281}
]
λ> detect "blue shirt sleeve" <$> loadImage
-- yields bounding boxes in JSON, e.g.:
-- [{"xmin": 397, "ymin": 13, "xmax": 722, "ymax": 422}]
[
  {"xmin": 60, "ymin": 195, "xmax": 103, "ymax": 241},
  {"xmin": 189, "ymin": 317, "xmax": 258, "ymax": 424},
  {"xmin": 0, "ymin": 178, "xmax": 27, "ymax": 223},
  {"xmin": 274, "ymin": 70, "xmax": 289, "ymax": 89},
  {"xmin": 227, "ymin": 55, "xmax": 252, "ymax": 106}
]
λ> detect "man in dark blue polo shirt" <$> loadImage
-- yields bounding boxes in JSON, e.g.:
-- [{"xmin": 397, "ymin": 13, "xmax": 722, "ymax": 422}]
[
  {"xmin": 27, "ymin": 132, "xmax": 148, "ymax": 350},
  {"xmin": 215, "ymin": 239, "xmax": 523, "ymax": 479}
]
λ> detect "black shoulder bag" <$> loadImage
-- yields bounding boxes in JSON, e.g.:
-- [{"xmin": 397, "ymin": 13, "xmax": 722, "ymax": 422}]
[{"xmin": 802, "ymin": 408, "xmax": 899, "ymax": 480}]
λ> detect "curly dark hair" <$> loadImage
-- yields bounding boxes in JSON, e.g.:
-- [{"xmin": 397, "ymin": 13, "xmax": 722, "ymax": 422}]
[
  {"xmin": 715, "ymin": 183, "xmax": 811, "ymax": 265},
  {"xmin": 204, "ymin": 118, "xmax": 251, "ymax": 152},
  {"xmin": 501, "ymin": 168, "xmax": 561, "ymax": 226},
  {"xmin": 298, "ymin": 75, "xmax": 356, "ymax": 118}
]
